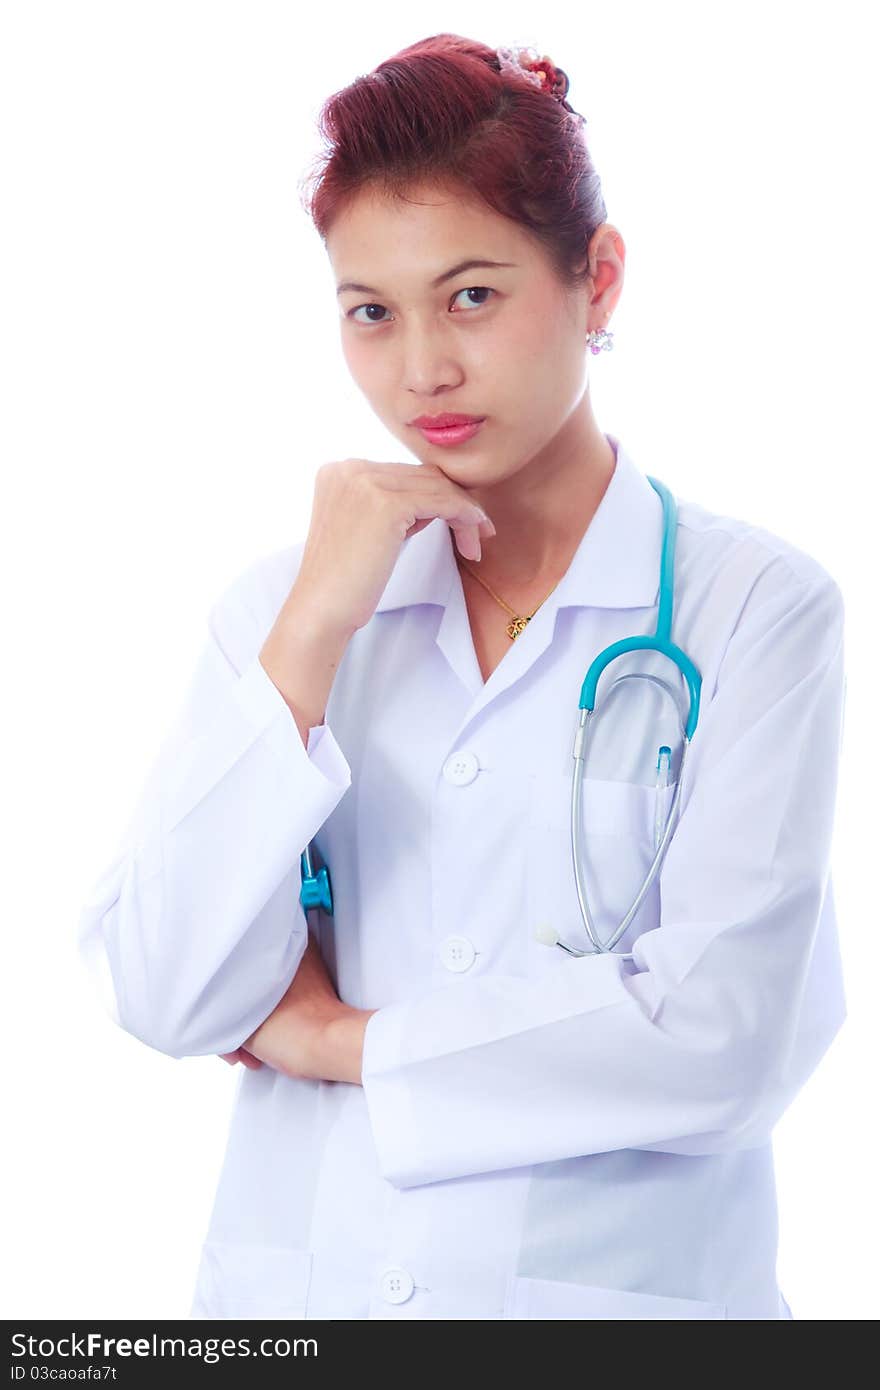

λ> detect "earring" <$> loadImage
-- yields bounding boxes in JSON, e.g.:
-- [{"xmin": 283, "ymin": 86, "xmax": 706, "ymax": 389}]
[{"xmin": 587, "ymin": 327, "xmax": 614, "ymax": 355}]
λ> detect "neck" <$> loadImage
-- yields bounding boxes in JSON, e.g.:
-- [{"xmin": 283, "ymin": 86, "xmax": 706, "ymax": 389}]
[{"xmin": 455, "ymin": 402, "xmax": 617, "ymax": 588}]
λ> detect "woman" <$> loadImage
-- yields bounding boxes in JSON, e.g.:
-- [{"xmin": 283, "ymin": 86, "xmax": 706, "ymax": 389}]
[{"xmin": 77, "ymin": 33, "xmax": 847, "ymax": 1320}]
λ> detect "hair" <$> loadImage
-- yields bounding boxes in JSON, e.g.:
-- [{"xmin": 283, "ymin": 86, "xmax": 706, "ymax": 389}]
[{"xmin": 299, "ymin": 33, "xmax": 607, "ymax": 294}]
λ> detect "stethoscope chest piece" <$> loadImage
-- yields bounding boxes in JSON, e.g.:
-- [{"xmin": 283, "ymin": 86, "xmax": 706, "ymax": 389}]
[{"xmin": 300, "ymin": 843, "xmax": 334, "ymax": 916}]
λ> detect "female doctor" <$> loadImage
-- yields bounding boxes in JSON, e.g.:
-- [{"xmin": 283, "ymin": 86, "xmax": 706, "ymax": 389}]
[{"xmin": 77, "ymin": 33, "xmax": 848, "ymax": 1321}]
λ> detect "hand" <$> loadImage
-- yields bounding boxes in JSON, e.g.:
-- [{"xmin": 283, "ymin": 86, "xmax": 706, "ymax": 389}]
[
  {"xmin": 218, "ymin": 929, "xmax": 373, "ymax": 1084},
  {"xmin": 216, "ymin": 929, "xmax": 335, "ymax": 1074},
  {"xmin": 290, "ymin": 457, "xmax": 498, "ymax": 638},
  {"xmin": 258, "ymin": 459, "xmax": 497, "ymax": 749},
  {"xmin": 218, "ymin": 1047, "xmax": 263, "ymax": 1070}
]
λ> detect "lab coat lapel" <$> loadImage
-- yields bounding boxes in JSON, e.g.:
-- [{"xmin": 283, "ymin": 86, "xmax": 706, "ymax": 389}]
[{"xmin": 434, "ymin": 565, "xmax": 563, "ymax": 708}]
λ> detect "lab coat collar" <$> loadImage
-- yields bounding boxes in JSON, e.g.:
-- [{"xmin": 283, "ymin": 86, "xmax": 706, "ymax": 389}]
[
  {"xmin": 374, "ymin": 433, "xmax": 663, "ymax": 616},
  {"xmin": 374, "ymin": 433, "xmax": 665, "ymax": 717}
]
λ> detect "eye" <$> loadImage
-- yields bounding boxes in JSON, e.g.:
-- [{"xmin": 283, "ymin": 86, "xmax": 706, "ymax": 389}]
[
  {"xmin": 451, "ymin": 285, "xmax": 495, "ymax": 311},
  {"xmin": 346, "ymin": 302, "xmax": 391, "ymax": 325}
]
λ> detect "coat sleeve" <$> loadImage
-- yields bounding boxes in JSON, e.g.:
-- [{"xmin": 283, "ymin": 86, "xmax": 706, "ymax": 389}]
[
  {"xmin": 75, "ymin": 564, "xmax": 352, "ymax": 1060},
  {"xmin": 360, "ymin": 567, "xmax": 848, "ymax": 1188}
]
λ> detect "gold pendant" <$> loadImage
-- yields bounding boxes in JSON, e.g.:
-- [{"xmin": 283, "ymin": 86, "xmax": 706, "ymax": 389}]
[{"xmin": 506, "ymin": 616, "xmax": 529, "ymax": 640}]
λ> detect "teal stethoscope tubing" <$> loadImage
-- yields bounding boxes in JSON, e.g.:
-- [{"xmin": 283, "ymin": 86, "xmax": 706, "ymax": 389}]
[
  {"xmin": 300, "ymin": 475, "xmax": 702, "ymax": 959},
  {"xmin": 556, "ymin": 475, "xmax": 702, "ymax": 957}
]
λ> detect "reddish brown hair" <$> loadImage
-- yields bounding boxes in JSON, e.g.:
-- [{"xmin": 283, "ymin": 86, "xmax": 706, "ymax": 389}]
[{"xmin": 299, "ymin": 32, "xmax": 607, "ymax": 292}]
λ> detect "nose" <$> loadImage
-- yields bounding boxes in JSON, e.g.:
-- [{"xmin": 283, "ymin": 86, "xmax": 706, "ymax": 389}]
[{"xmin": 400, "ymin": 319, "xmax": 463, "ymax": 397}]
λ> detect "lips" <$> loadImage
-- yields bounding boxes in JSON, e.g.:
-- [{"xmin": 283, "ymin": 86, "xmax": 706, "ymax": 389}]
[
  {"xmin": 413, "ymin": 418, "xmax": 486, "ymax": 447},
  {"xmin": 409, "ymin": 413, "xmax": 485, "ymax": 428}
]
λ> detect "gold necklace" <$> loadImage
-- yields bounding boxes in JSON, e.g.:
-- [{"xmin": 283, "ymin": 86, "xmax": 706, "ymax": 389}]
[{"xmin": 457, "ymin": 558, "xmax": 561, "ymax": 640}]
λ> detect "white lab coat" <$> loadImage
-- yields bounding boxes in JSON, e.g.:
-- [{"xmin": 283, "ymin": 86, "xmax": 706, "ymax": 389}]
[{"xmin": 77, "ymin": 433, "xmax": 847, "ymax": 1320}]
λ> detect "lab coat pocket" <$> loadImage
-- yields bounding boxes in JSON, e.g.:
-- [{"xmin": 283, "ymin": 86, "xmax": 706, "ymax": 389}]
[
  {"xmin": 527, "ymin": 772, "xmax": 675, "ymax": 962},
  {"xmin": 189, "ymin": 1239, "xmax": 314, "ymax": 1319},
  {"xmin": 504, "ymin": 1273, "xmax": 727, "ymax": 1320}
]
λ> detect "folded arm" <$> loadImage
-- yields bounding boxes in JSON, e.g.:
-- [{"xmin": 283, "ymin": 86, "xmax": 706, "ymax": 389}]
[{"xmin": 76, "ymin": 585, "xmax": 352, "ymax": 1060}]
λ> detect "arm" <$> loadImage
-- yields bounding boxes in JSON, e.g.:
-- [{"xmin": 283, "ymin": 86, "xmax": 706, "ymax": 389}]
[
  {"xmin": 76, "ymin": 566, "xmax": 355, "ymax": 1060},
  {"xmin": 234, "ymin": 929, "xmax": 377, "ymax": 1084},
  {"xmin": 360, "ymin": 569, "xmax": 848, "ymax": 1188}
]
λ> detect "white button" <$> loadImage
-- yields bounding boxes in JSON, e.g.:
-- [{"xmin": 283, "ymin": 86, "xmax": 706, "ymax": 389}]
[
  {"xmin": 380, "ymin": 1266, "xmax": 415, "ymax": 1304},
  {"xmin": 443, "ymin": 751, "xmax": 480, "ymax": 785},
  {"xmin": 440, "ymin": 935, "xmax": 476, "ymax": 972}
]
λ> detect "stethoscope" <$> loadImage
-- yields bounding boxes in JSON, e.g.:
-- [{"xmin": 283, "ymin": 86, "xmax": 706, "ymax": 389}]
[{"xmin": 299, "ymin": 476, "xmax": 702, "ymax": 960}]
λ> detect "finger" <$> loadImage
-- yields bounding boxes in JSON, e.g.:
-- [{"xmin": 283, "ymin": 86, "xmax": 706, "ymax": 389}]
[
  {"xmin": 375, "ymin": 467, "xmax": 495, "ymax": 532},
  {"xmin": 405, "ymin": 514, "xmax": 496, "ymax": 549},
  {"xmin": 409, "ymin": 496, "xmax": 493, "ymax": 562},
  {"xmin": 453, "ymin": 512, "xmax": 487, "ymax": 562}
]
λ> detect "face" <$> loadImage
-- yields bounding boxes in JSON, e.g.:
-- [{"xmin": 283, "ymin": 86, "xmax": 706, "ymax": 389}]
[{"xmin": 326, "ymin": 179, "xmax": 622, "ymax": 506}]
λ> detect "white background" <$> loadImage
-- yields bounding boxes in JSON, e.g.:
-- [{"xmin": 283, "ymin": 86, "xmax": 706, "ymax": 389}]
[{"xmin": 2, "ymin": 1, "xmax": 876, "ymax": 1320}]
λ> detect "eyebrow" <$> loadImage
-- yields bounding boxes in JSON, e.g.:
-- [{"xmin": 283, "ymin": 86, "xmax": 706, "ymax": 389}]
[{"xmin": 335, "ymin": 257, "xmax": 518, "ymax": 297}]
